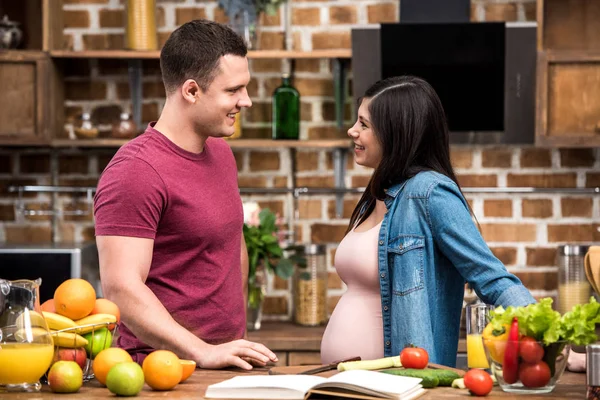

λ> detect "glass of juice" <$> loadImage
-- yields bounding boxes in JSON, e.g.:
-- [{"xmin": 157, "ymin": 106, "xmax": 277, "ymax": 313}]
[
  {"xmin": 466, "ymin": 303, "xmax": 493, "ymax": 369},
  {"xmin": 0, "ymin": 279, "xmax": 54, "ymax": 392}
]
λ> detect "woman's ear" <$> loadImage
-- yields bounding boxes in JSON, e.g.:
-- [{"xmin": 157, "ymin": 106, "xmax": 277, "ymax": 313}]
[{"xmin": 181, "ymin": 79, "xmax": 200, "ymax": 104}]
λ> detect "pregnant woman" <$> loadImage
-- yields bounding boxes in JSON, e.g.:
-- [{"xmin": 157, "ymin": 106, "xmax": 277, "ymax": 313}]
[{"xmin": 320, "ymin": 76, "xmax": 535, "ymax": 366}]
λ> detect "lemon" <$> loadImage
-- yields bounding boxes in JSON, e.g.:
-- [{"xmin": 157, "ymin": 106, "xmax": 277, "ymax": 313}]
[{"xmin": 106, "ymin": 362, "xmax": 145, "ymax": 396}]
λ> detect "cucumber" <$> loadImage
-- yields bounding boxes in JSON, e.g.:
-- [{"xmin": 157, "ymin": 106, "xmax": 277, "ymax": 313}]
[
  {"xmin": 380, "ymin": 369, "xmax": 440, "ymax": 388},
  {"xmin": 337, "ymin": 356, "xmax": 401, "ymax": 371},
  {"xmin": 431, "ymin": 369, "xmax": 462, "ymax": 386}
]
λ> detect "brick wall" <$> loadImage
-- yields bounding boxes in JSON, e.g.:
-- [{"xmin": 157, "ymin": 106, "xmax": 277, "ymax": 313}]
[{"xmin": 1, "ymin": 0, "xmax": 598, "ymax": 320}]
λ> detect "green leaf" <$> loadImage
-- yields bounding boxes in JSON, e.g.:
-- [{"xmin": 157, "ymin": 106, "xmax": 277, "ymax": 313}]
[
  {"xmin": 275, "ymin": 258, "xmax": 294, "ymax": 279},
  {"xmin": 260, "ymin": 234, "xmax": 277, "ymax": 244}
]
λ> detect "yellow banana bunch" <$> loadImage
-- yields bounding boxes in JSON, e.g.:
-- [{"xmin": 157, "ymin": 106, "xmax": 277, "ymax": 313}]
[
  {"xmin": 16, "ymin": 310, "xmax": 47, "ymax": 330},
  {"xmin": 73, "ymin": 314, "xmax": 117, "ymax": 335},
  {"xmin": 15, "ymin": 327, "xmax": 52, "ymax": 343},
  {"xmin": 42, "ymin": 311, "xmax": 78, "ymax": 331},
  {"xmin": 50, "ymin": 331, "xmax": 88, "ymax": 348}
]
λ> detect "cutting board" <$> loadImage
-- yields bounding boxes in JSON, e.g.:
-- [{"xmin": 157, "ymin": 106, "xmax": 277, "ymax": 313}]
[{"xmin": 269, "ymin": 363, "xmax": 465, "ymax": 377}]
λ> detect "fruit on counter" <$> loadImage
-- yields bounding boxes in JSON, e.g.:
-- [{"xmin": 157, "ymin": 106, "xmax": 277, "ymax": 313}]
[
  {"xmin": 106, "ymin": 362, "xmax": 145, "ymax": 397},
  {"xmin": 482, "ymin": 322, "xmax": 509, "ymax": 363},
  {"xmin": 43, "ymin": 311, "xmax": 78, "ymax": 331},
  {"xmin": 83, "ymin": 327, "xmax": 112, "ymax": 359},
  {"xmin": 74, "ymin": 314, "xmax": 117, "ymax": 335},
  {"xmin": 399, "ymin": 346, "xmax": 429, "ymax": 369},
  {"xmin": 518, "ymin": 360, "xmax": 551, "ymax": 388},
  {"xmin": 519, "ymin": 336, "xmax": 544, "ymax": 363},
  {"xmin": 53, "ymin": 347, "xmax": 87, "ymax": 371},
  {"xmin": 41, "ymin": 298, "xmax": 56, "ymax": 313},
  {"xmin": 54, "ymin": 278, "xmax": 96, "ymax": 320},
  {"xmin": 337, "ymin": 356, "xmax": 401, "ymax": 371},
  {"xmin": 92, "ymin": 347, "xmax": 133, "ymax": 386},
  {"xmin": 90, "ymin": 298, "xmax": 120, "ymax": 330},
  {"xmin": 142, "ymin": 350, "xmax": 183, "ymax": 391},
  {"xmin": 47, "ymin": 361, "xmax": 83, "ymax": 393},
  {"xmin": 180, "ymin": 359, "xmax": 196, "ymax": 383},
  {"xmin": 50, "ymin": 331, "xmax": 88, "ymax": 348},
  {"xmin": 502, "ymin": 317, "xmax": 520, "ymax": 384},
  {"xmin": 463, "ymin": 368, "xmax": 493, "ymax": 396}
]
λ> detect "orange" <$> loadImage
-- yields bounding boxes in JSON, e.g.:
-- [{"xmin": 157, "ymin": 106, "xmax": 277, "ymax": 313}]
[
  {"xmin": 54, "ymin": 279, "xmax": 96, "ymax": 320},
  {"xmin": 90, "ymin": 298, "xmax": 120, "ymax": 330},
  {"xmin": 92, "ymin": 348, "xmax": 133, "ymax": 386},
  {"xmin": 41, "ymin": 299, "xmax": 56, "ymax": 313},
  {"xmin": 142, "ymin": 350, "xmax": 182, "ymax": 391},
  {"xmin": 179, "ymin": 360, "xmax": 196, "ymax": 383}
]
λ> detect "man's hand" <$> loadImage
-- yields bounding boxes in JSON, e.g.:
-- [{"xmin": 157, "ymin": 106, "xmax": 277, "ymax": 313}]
[{"xmin": 197, "ymin": 339, "xmax": 278, "ymax": 370}]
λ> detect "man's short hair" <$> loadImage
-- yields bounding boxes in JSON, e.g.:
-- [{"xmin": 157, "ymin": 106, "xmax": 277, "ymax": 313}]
[{"xmin": 160, "ymin": 19, "xmax": 247, "ymax": 94}]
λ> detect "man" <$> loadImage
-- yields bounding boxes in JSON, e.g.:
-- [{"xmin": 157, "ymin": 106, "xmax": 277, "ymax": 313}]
[{"xmin": 93, "ymin": 19, "xmax": 277, "ymax": 370}]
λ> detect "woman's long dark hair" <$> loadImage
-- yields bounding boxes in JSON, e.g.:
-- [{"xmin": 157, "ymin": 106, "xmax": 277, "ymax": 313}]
[{"xmin": 348, "ymin": 75, "xmax": 468, "ymax": 231}]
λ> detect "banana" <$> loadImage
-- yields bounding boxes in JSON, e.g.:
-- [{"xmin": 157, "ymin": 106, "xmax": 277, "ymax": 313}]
[
  {"xmin": 16, "ymin": 310, "xmax": 47, "ymax": 330},
  {"xmin": 15, "ymin": 327, "xmax": 52, "ymax": 344},
  {"xmin": 43, "ymin": 311, "xmax": 77, "ymax": 331},
  {"xmin": 73, "ymin": 314, "xmax": 117, "ymax": 335},
  {"xmin": 50, "ymin": 331, "xmax": 88, "ymax": 348}
]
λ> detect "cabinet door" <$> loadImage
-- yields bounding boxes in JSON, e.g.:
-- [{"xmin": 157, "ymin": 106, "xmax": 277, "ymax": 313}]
[
  {"xmin": 0, "ymin": 52, "xmax": 58, "ymax": 144},
  {"xmin": 536, "ymin": 53, "xmax": 600, "ymax": 147}
]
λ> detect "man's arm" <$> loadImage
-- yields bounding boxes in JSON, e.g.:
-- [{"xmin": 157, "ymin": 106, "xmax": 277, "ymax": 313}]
[{"xmin": 97, "ymin": 235, "xmax": 277, "ymax": 370}]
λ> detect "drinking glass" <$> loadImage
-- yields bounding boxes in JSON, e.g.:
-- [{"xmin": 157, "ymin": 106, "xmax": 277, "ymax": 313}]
[{"xmin": 466, "ymin": 303, "xmax": 493, "ymax": 369}]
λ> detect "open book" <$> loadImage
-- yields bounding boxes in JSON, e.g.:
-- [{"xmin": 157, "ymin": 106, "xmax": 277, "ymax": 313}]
[{"xmin": 204, "ymin": 369, "xmax": 426, "ymax": 400}]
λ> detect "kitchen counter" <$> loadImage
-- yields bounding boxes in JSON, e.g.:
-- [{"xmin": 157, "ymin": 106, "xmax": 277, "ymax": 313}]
[{"xmin": 5, "ymin": 369, "xmax": 586, "ymax": 399}]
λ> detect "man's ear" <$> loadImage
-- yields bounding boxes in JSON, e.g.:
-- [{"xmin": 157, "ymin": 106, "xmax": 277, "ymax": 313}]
[{"xmin": 181, "ymin": 79, "xmax": 200, "ymax": 104}]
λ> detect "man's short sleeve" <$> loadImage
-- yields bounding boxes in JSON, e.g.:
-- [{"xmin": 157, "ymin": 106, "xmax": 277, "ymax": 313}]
[{"xmin": 94, "ymin": 158, "xmax": 167, "ymax": 239}]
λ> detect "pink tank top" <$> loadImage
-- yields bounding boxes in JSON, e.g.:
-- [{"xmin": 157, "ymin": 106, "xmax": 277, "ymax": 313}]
[{"xmin": 320, "ymin": 221, "xmax": 384, "ymax": 364}]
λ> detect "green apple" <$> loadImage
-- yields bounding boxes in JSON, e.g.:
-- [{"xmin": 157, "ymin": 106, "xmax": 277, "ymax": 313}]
[{"xmin": 83, "ymin": 327, "xmax": 112, "ymax": 359}]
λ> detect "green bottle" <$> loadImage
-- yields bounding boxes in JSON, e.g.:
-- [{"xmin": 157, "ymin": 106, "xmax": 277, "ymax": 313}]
[{"xmin": 272, "ymin": 73, "xmax": 300, "ymax": 140}]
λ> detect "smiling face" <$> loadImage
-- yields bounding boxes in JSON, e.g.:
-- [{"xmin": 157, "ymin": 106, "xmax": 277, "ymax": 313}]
[
  {"xmin": 347, "ymin": 97, "xmax": 383, "ymax": 168},
  {"xmin": 190, "ymin": 54, "xmax": 252, "ymax": 138}
]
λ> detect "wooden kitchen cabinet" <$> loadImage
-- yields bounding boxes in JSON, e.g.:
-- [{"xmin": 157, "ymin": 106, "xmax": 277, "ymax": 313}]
[
  {"xmin": 0, "ymin": 51, "xmax": 62, "ymax": 145},
  {"xmin": 536, "ymin": 0, "xmax": 600, "ymax": 147}
]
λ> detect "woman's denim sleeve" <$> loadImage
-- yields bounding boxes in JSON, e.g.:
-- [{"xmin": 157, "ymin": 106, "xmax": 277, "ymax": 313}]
[{"xmin": 427, "ymin": 181, "xmax": 535, "ymax": 307}]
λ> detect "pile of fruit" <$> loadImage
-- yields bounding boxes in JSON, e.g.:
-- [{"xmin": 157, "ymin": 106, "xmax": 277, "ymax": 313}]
[{"xmin": 40, "ymin": 278, "xmax": 196, "ymax": 396}]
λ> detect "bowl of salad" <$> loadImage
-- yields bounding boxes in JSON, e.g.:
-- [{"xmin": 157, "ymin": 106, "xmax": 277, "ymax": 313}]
[{"xmin": 482, "ymin": 297, "xmax": 600, "ymax": 394}]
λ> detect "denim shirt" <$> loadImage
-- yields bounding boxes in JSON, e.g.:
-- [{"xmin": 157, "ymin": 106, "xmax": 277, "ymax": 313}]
[{"xmin": 377, "ymin": 171, "xmax": 535, "ymax": 366}]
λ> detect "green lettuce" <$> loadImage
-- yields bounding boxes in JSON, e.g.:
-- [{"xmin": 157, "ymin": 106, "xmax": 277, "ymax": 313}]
[{"xmin": 489, "ymin": 297, "xmax": 600, "ymax": 346}]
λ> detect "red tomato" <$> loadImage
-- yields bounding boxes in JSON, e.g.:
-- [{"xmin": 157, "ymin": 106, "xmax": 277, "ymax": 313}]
[
  {"xmin": 399, "ymin": 347, "xmax": 429, "ymax": 369},
  {"xmin": 518, "ymin": 360, "xmax": 551, "ymax": 388},
  {"xmin": 519, "ymin": 337, "xmax": 544, "ymax": 363},
  {"xmin": 464, "ymin": 369, "xmax": 493, "ymax": 396}
]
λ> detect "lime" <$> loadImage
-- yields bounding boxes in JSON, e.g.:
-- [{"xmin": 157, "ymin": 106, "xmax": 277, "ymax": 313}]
[
  {"xmin": 47, "ymin": 361, "xmax": 83, "ymax": 393},
  {"xmin": 106, "ymin": 362, "xmax": 145, "ymax": 396},
  {"xmin": 83, "ymin": 327, "xmax": 112, "ymax": 359}
]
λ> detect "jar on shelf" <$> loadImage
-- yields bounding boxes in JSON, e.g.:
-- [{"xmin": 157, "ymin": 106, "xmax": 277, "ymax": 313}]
[
  {"xmin": 74, "ymin": 113, "xmax": 99, "ymax": 139},
  {"xmin": 557, "ymin": 244, "xmax": 591, "ymax": 314},
  {"xmin": 112, "ymin": 112, "xmax": 137, "ymax": 139},
  {"xmin": 125, "ymin": 0, "xmax": 158, "ymax": 50},
  {"xmin": 293, "ymin": 244, "xmax": 327, "ymax": 326}
]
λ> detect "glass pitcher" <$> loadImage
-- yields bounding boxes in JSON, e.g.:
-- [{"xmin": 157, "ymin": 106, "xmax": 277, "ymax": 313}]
[{"xmin": 0, "ymin": 278, "xmax": 54, "ymax": 392}]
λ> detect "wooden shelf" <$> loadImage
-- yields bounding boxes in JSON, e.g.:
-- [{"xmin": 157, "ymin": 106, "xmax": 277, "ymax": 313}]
[
  {"xmin": 544, "ymin": 50, "xmax": 600, "ymax": 62},
  {"xmin": 49, "ymin": 49, "xmax": 352, "ymax": 60},
  {"xmin": 50, "ymin": 138, "xmax": 352, "ymax": 149}
]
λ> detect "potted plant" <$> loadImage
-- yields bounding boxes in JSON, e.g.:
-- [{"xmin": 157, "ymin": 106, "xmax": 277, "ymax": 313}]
[
  {"xmin": 217, "ymin": 0, "xmax": 288, "ymax": 49},
  {"xmin": 243, "ymin": 202, "xmax": 299, "ymax": 330}
]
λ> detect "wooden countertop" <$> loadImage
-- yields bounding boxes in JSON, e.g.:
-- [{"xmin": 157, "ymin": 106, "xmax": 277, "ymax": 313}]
[
  {"xmin": 246, "ymin": 321, "xmax": 468, "ymax": 353},
  {"xmin": 5, "ymin": 369, "xmax": 586, "ymax": 399}
]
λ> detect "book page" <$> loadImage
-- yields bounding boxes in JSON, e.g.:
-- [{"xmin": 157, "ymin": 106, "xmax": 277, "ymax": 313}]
[
  {"xmin": 313, "ymin": 370, "xmax": 423, "ymax": 396},
  {"xmin": 205, "ymin": 375, "xmax": 327, "ymax": 399}
]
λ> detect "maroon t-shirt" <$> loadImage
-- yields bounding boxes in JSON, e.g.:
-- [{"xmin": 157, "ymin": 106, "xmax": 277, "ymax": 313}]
[{"xmin": 94, "ymin": 124, "xmax": 245, "ymax": 359}]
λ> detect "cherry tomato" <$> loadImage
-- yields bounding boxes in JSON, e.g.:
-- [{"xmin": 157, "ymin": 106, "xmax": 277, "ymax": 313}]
[
  {"xmin": 399, "ymin": 347, "xmax": 429, "ymax": 369},
  {"xmin": 464, "ymin": 368, "xmax": 493, "ymax": 396},
  {"xmin": 518, "ymin": 360, "xmax": 551, "ymax": 388},
  {"xmin": 519, "ymin": 337, "xmax": 544, "ymax": 363}
]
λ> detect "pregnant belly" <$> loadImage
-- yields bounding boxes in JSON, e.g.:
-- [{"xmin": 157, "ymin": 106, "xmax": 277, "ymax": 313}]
[{"xmin": 320, "ymin": 291, "xmax": 384, "ymax": 364}]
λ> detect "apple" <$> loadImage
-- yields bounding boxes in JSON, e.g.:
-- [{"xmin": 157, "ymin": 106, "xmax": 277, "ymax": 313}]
[
  {"xmin": 48, "ymin": 361, "xmax": 83, "ymax": 393},
  {"xmin": 53, "ymin": 347, "xmax": 87, "ymax": 371},
  {"xmin": 83, "ymin": 327, "xmax": 112, "ymax": 359}
]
